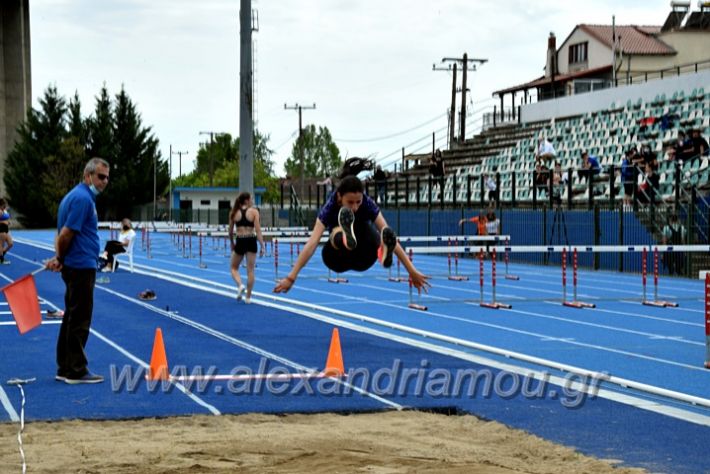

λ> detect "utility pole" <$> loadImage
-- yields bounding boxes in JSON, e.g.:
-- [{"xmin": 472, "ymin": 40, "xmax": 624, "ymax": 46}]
[
  {"xmin": 199, "ymin": 132, "xmax": 227, "ymax": 187},
  {"xmin": 284, "ymin": 102, "xmax": 316, "ymax": 198},
  {"xmin": 169, "ymin": 146, "xmax": 188, "ymax": 222},
  {"xmin": 433, "ymin": 62, "xmax": 457, "ymax": 146},
  {"xmin": 239, "ymin": 0, "xmax": 256, "ymax": 196},
  {"xmin": 174, "ymin": 149, "xmax": 189, "ymax": 178},
  {"xmin": 436, "ymin": 53, "xmax": 487, "ymax": 143}
]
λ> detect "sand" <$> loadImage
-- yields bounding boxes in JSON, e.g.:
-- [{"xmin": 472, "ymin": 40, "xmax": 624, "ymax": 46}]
[{"xmin": 0, "ymin": 410, "xmax": 645, "ymax": 473}]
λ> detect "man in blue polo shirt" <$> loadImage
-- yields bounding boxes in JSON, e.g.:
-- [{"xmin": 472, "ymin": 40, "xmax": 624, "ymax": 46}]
[
  {"xmin": 579, "ymin": 151, "xmax": 601, "ymax": 184},
  {"xmin": 46, "ymin": 157, "xmax": 110, "ymax": 384}
]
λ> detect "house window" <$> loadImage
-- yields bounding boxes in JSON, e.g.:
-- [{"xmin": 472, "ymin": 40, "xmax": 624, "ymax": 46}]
[
  {"xmin": 568, "ymin": 42, "xmax": 588, "ymax": 64},
  {"xmin": 200, "ymin": 200, "xmax": 211, "ymax": 205}
]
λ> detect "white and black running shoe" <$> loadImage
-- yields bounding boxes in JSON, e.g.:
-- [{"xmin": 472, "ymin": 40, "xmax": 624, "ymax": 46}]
[
  {"xmin": 379, "ymin": 227, "xmax": 397, "ymax": 268},
  {"xmin": 338, "ymin": 207, "xmax": 357, "ymax": 250}
]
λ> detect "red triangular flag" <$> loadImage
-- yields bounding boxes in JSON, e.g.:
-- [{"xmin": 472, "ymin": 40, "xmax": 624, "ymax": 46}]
[{"xmin": 1, "ymin": 274, "xmax": 42, "ymax": 334}]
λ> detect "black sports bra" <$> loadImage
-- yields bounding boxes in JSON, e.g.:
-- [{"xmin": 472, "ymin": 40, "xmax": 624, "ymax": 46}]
[{"xmin": 235, "ymin": 207, "xmax": 254, "ymax": 228}]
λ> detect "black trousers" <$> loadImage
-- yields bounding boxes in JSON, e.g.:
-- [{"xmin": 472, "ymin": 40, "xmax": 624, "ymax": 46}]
[
  {"xmin": 57, "ymin": 267, "xmax": 96, "ymax": 378},
  {"xmin": 322, "ymin": 219, "xmax": 380, "ymax": 273}
]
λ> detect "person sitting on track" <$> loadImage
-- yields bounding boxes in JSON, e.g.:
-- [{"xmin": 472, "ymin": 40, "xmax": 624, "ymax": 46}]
[{"xmin": 273, "ymin": 172, "xmax": 430, "ymax": 294}]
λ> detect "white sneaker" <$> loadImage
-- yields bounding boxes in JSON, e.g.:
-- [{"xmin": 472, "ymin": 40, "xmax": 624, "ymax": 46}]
[
  {"xmin": 245, "ymin": 296, "xmax": 251, "ymax": 304},
  {"xmin": 237, "ymin": 285, "xmax": 245, "ymax": 301}
]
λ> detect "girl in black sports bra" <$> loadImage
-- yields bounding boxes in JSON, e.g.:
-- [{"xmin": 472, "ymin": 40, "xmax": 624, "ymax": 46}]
[
  {"xmin": 228, "ymin": 192, "xmax": 264, "ymax": 303},
  {"xmin": 0, "ymin": 198, "xmax": 13, "ymax": 264}
]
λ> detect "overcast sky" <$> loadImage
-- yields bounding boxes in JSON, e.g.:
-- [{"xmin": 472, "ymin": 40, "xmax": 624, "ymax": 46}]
[{"xmin": 30, "ymin": 0, "xmax": 670, "ymax": 177}]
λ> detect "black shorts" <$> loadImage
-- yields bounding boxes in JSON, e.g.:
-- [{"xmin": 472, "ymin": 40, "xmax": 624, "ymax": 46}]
[
  {"xmin": 623, "ymin": 182, "xmax": 634, "ymax": 196},
  {"xmin": 322, "ymin": 220, "xmax": 380, "ymax": 273},
  {"xmin": 0, "ymin": 223, "xmax": 8, "ymax": 234},
  {"xmin": 234, "ymin": 236, "xmax": 258, "ymax": 255}
]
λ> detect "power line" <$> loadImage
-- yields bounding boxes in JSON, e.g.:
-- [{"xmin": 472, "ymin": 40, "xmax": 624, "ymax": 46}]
[{"xmin": 334, "ymin": 112, "xmax": 447, "ymax": 143}]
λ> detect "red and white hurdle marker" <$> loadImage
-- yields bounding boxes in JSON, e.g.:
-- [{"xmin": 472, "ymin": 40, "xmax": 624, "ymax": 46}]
[
  {"xmin": 561, "ymin": 247, "xmax": 595, "ymax": 309},
  {"xmin": 503, "ymin": 238, "xmax": 520, "ymax": 280},
  {"xmin": 447, "ymin": 238, "xmax": 469, "ymax": 281},
  {"xmin": 479, "ymin": 248, "xmax": 512, "ymax": 309},
  {"xmin": 407, "ymin": 249, "xmax": 427, "ymax": 311},
  {"xmin": 642, "ymin": 247, "xmax": 678, "ymax": 307}
]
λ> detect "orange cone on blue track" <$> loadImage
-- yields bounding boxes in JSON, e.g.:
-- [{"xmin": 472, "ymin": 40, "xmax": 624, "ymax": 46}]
[
  {"xmin": 148, "ymin": 328, "xmax": 170, "ymax": 380},
  {"xmin": 324, "ymin": 328, "xmax": 345, "ymax": 376}
]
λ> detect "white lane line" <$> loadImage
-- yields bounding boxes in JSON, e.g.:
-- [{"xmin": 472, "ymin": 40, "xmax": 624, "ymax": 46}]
[
  {"xmin": 94, "ymin": 285, "xmax": 403, "ymax": 411},
  {"xmin": 89, "ymin": 329, "xmax": 220, "ymax": 415}
]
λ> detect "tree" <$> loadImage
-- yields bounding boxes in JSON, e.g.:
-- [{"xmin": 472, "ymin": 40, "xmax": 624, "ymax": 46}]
[
  {"xmin": 173, "ymin": 130, "xmax": 280, "ymax": 203},
  {"xmin": 284, "ymin": 125, "xmax": 342, "ymax": 179},
  {"xmin": 4, "ymin": 84, "xmax": 166, "ymax": 226},
  {"xmin": 4, "ymin": 86, "xmax": 70, "ymax": 227},
  {"xmin": 102, "ymin": 86, "xmax": 166, "ymax": 219}
]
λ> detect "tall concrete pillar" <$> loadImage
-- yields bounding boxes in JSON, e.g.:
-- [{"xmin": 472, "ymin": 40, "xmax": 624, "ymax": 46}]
[{"xmin": 0, "ymin": 0, "xmax": 32, "ymax": 197}]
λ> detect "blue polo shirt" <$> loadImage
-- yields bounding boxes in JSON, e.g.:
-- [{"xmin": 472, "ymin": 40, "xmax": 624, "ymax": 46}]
[
  {"xmin": 317, "ymin": 192, "xmax": 380, "ymax": 231},
  {"xmin": 57, "ymin": 183, "xmax": 100, "ymax": 269},
  {"xmin": 587, "ymin": 156, "xmax": 601, "ymax": 174}
]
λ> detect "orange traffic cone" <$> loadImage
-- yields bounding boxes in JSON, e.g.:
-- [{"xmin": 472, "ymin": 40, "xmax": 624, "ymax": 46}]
[
  {"xmin": 324, "ymin": 328, "xmax": 345, "ymax": 376},
  {"xmin": 148, "ymin": 328, "xmax": 170, "ymax": 380}
]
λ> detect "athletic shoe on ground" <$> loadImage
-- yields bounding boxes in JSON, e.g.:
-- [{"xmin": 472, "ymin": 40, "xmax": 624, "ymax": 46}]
[
  {"xmin": 379, "ymin": 227, "xmax": 397, "ymax": 268},
  {"xmin": 63, "ymin": 372, "xmax": 104, "ymax": 385},
  {"xmin": 55, "ymin": 374, "xmax": 67, "ymax": 382},
  {"xmin": 338, "ymin": 207, "xmax": 357, "ymax": 250},
  {"xmin": 237, "ymin": 285, "xmax": 246, "ymax": 301},
  {"xmin": 46, "ymin": 309, "xmax": 64, "ymax": 319},
  {"xmin": 245, "ymin": 296, "xmax": 251, "ymax": 304}
]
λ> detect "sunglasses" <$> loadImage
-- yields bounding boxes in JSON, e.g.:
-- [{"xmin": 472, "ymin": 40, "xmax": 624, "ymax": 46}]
[{"xmin": 95, "ymin": 173, "xmax": 109, "ymax": 181}]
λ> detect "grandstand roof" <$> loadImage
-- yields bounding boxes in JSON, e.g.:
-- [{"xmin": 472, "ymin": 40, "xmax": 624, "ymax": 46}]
[
  {"xmin": 577, "ymin": 24, "xmax": 676, "ymax": 55},
  {"xmin": 492, "ymin": 65, "xmax": 612, "ymax": 96}
]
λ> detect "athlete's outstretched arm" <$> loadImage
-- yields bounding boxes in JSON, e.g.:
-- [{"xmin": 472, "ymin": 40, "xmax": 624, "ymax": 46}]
[
  {"xmin": 373, "ymin": 214, "xmax": 431, "ymax": 292},
  {"xmin": 273, "ymin": 219, "xmax": 326, "ymax": 293}
]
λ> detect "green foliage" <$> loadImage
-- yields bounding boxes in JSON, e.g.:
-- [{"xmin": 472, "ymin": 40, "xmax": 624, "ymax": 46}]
[
  {"xmin": 173, "ymin": 130, "xmax": 280, "ymax": 203},
  {"xmin": 3, "ymin": 84, "xmax": 166, "ymax": 227},
  {"xmin": 284, "ymin": 125, "xmax": 342, "ymax": 179}
]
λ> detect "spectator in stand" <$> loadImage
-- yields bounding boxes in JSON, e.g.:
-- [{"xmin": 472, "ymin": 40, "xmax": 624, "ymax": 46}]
[
  {"xmin": 638, "ymin": 162, "xmax": 660, "ymax": 204},
  {"xmin": 674, "ymin": 130, "xmax": 693, "ymax": 163},
  {"xmin": 536, "ymin": 137, "xmax": 556, "ymax": 163},
  {"xmin": 551, "ymin": 162, "xmax": 567, "ymax": 207},
  {"xmin": 621, "ymin": 149, "xmax": 637, "ymax": 208},
  {"xmin": 579, "ymin": 151, "xmax": 601, "ymax": 183},
  {"xmin": 483, "ymin": 172, "xmax": 498, "ymax": 207},
  {"xmin": 428, "ymin": 149, "xmax": 445, "ymax": 192},
  {"xmin": 661, "ymin": 213, "xmax": 687, "ymax": 275},
  {"xmin": 372, "ymin": 165, "xmax": 387, "ymax": 205},
  {"xmin": 690, "ymin": 128, "xmax": 709, "ymax": 159},
  {"xmin": 317, "ymin": 175, "xmax": 334, "ymax": 201},
  {"xmin": 534, "ymin": 162, "xmax": 549, "ymax": 198},
  {"xmin": 458, "ymin": 211, "xmax": 487, "ymax": 236},
  {"xmin": 639, "ymin": 144, "xmax": 659, "ymax": 171}
]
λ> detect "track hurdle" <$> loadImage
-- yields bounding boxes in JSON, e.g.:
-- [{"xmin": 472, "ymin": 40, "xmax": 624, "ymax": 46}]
[
  {"xmin": 503, "ymin": 238, "xmax": 520, "ymax": 280},
  {"xmin": 479, "ymin": 248, "xmax": 512, "ymax": 309},
  {"xmin": 198, "ymin": 233, "xmax": 207, "ymax": 268},
  {"xmin": 561, "ymin": 247, "xmax": 595, "ymax": 308},
  {"xmin": 642, "ymin": 247, "xmax": 678, "ymax": 308},
  {"xmin": 407, "ymin": 249, "xmax": 427, "ymax": 311},
  {"xmin": 447, "ymin": 238, "xmax": 469, "ymax": 281},
  {"xmin": 327, "ymin": 269, "xmax": 348, "ymax": 284},
  {"xmin": 705, "ymin": 274, "xmax": 709, "ymax": 369},
  {"xmin": 387, "ymin": 238, "xmax": 407, "ymax": 282}
]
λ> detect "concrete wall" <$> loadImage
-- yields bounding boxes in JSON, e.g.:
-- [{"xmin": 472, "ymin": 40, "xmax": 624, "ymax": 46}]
[
  {"xmin": 521, "ymin": 69, "xmax": 710, "ymax": 123},
  {"xmin": 176, "ymin": 189, "xmax": 237, "ymax": 210},
  {"xmin": 0, "ymin": 0, "xmax": 31, "ymax": 197}
]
